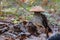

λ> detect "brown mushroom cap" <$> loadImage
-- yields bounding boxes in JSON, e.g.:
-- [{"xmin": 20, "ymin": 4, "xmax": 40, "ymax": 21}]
[{"xmin": 30, "ymin": 6, "xmax": 45, "ymax": 12}]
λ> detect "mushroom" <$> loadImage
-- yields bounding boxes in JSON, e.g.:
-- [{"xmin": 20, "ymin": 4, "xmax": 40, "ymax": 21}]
[
  {"xmin": 30, "ymin": 6, "xmax": 45, "ymax": 26},
  {"xmin": 30, "ymin": 6, "xmax": 52, "ymax": 38}
]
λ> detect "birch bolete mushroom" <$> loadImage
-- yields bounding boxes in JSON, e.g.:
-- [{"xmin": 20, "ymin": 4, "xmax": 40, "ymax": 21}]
[{"xmin": 30, "ymin": 6, "xmax": 52, "ymax": 38}]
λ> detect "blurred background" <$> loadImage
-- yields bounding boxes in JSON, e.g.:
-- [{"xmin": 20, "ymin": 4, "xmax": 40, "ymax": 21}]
[{"xmin": 0, "ymin": 0, "xmax": 60, "ymax": 40}]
